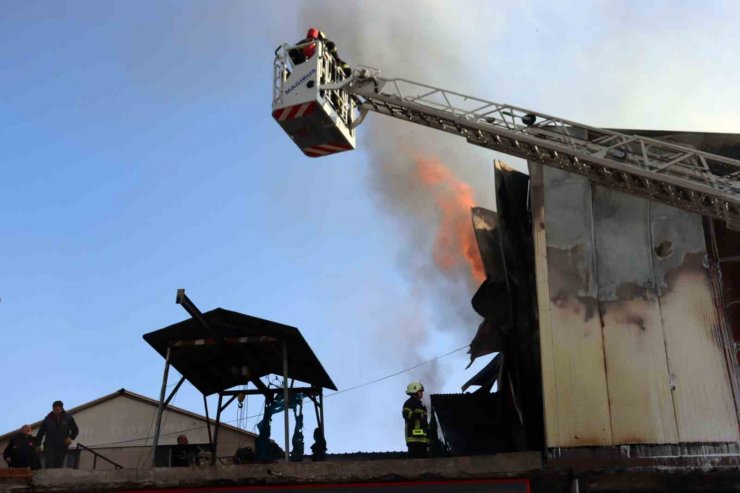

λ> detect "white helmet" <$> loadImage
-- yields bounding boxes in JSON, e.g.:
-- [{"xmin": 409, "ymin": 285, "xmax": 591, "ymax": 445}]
[{"xmin": 406, "ymin": 381, "xmax": 424, "ymax": 395}]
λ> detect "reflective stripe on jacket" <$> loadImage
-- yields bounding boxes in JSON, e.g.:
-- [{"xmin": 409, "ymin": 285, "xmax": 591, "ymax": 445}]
[{"xmin": 402, "ymin": 396, "xmax": 429, "ymax": 444}]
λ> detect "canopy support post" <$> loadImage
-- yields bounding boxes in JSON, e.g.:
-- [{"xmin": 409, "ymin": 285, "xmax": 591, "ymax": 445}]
[
  {"xmin": 283, "ymin": 341, "xmax": 290, "ymax": 462},
  {"xmin": 203, "ymin": 395, "xmax": 213, "ymax": 456},
  {"xmin": 211, "ymin": 393, "xmax": 223, "ymax": 465},
  {"xmin": 152, "ymin": 345, "xmax": 171, "ymax": 467}
]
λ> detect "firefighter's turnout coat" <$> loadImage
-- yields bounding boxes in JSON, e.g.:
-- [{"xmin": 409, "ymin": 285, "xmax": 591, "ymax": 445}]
[{"xmin": 402, "ymin": 396, "xmax": 429, "ymax": 444}]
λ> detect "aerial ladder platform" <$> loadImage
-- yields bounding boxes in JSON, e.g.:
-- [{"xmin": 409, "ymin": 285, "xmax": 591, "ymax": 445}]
[{"xmin": 272, "ymin": 39, "xmax": 740, "ymax": 230}]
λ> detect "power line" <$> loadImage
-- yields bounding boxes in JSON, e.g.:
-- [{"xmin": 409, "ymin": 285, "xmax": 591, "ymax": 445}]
[
  {"xmin": 324, "ymin": 344, "xmax": 469, "ymax": 399},
  {"xmin": 84, "ymin": 344, "xmax": 469, "ymax": 448},
  {"xmin": 237, "ymin": 344, "xmax": 469, "ymax": 423}
]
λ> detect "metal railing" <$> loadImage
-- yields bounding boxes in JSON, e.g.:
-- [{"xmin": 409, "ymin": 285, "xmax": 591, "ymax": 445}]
[
  {"xmin": 73, "ymin": 443, "xmax": 124, "ymax": 470},
  {"xmin": 273, "ymin": 41, "xmax": 356, "ymax": 134}
]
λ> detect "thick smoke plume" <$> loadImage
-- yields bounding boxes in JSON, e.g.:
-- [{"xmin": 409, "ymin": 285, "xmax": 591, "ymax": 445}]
[{"xmin": 295, "ymin": 1, "xmax": 500, "ymax": 390}]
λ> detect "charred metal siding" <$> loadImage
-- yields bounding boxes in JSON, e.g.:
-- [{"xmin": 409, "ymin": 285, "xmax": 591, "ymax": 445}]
[
  {"xmin": 531, "ymin": 162, "xmax": 739, "ymax": 448},
  {"xmin": 466, "ymin": 163, "xmax": 544, "ymax": 452},
  {"xmin": 710, "ymin": 221, "xmax": 740, "ymax": 386}
]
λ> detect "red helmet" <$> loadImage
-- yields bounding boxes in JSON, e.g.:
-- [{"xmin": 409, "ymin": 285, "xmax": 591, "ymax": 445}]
[{"xmin": 306, "ymin": 28, "xmax": 320, "ymax": 39}]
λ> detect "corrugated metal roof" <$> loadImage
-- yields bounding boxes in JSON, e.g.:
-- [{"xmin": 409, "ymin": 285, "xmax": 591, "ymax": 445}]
[
  {"xmin": 143, "ymin": 308, "xmax": 336, "ymax": 395},
  {"xmin": 431, "ymin": 393, "xmax": 510, "ymax": 456}
]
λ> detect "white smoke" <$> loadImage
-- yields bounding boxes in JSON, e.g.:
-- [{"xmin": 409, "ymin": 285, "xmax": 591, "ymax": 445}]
[{"xmin": 291, "ymin": 2, "xmax": 502, "ymax": 355}]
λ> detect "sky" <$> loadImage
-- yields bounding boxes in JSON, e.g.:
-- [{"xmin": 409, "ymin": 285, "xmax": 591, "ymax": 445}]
[{"xmin": 1, "ymin": 0, "xmax": 739, "ymax": 455}]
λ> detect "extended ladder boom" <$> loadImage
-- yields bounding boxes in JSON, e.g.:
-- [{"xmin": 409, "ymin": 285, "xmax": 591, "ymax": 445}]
[
  {"xmin": 272, "ymin": 43, "xmax": 740, "ymax": 229},
  {"xmin": 344, "ymin": 69, "xmax": 740, "ymax": 230}
]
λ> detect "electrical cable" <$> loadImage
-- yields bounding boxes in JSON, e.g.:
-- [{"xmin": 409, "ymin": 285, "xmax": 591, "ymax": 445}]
[
  {"xmin": 85, "ymin": 344, "xmax": 469, "ymax": 448},
  {"xmin": 324, "ymin": 344, "xmax": 469, "ymax": 399}
]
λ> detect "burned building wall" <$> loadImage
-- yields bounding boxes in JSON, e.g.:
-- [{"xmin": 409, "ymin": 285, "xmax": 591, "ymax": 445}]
[
  {"xmin": 530, "ymin": 160, "xmax": 739, "ymax": 448},
  {"xmin": 709, "ymin": 220, "xmax": 740, "ymax": 384},
  {"xmin": 462, "ymin": 162, "xmax": 543, "ymax": 453}
]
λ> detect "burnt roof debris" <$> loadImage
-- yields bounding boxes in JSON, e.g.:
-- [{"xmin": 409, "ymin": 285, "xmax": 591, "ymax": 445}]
[
  {"xmin": 467, "ymin": 319, "xmax": 503, "ymax": 368},
  {"xmin": 461, "ymin": 352, "xmax": 502, "ymax": 393},
  {"xmin": 471, "ymin": 280, "xmax": 510, "ymax": 331},
  {"xmin": 431, "ymin": 393, "xmax": 514, "ymax": 456},
  {"xmin": 471, "ymin": 207, "xmax": 502, "ymax": 280},
  {"xmin": 462, "ymin": 162, "xmax": 544, "ymax": 452},
  {"xmin": 143, "ymin": 307, "xmax": 337, "ymax": 395},
  {"xmin": 708, "ymin": 219, "xmax": 740, "ymax": 370},
  {"xmin": 468, "ymin": 207, "xmax": 509, "ymax": 364}
]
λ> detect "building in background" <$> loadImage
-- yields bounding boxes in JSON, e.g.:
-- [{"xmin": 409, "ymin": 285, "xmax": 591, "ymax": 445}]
[{"xmin": 0, "ymin": 389, "xmax": 257, "ymax": 470}]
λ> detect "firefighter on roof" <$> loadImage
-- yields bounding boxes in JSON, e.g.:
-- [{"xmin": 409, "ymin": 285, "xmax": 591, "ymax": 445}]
[{"xmin": 402, "ymin": 381, "xmax": 429, "ymax": 458}]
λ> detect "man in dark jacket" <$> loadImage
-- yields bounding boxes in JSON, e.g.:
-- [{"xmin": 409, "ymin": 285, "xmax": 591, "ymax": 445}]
[
  {"xmin": 36, "ymin": 400, "xmax": 79, "ymax": 469},
  {"xmin": 402, "ymin": 381, "xmax": 429, "ymax": 458},
  {"xmin": 171, "ymin": 435, "xmax": 198, "ymax": 467},
  {"xmin": 3, "ymin": 424, "xmax": 40, "ymax": 470}
]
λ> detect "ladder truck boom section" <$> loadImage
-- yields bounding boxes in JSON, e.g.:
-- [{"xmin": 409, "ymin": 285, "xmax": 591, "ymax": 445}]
[{"xmin": 272, "ymin": 40, "xmax": 740, "ymax": 230}]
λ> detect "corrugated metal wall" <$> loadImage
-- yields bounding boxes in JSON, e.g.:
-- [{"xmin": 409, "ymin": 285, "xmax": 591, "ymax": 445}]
[{"xmin": 531, "ymin": 163, "xmax": 739, "ymax": 448}]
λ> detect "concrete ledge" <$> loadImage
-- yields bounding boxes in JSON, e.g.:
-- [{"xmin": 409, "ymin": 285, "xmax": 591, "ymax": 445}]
[
  {"xmin": 0, "ymin": 468, "xmax": 32, "ymax": 491},
  {"xmin": 12, "ymin": 453, "xmax": 542, "ymax": 492},
  {"xmin": 5, "ymin": 452, "xmax": 740, "ymax": 492}
]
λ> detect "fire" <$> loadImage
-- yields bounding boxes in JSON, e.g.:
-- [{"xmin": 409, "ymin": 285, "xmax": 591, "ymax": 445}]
[{"xmin": 415, "ymin": 154, "xmax": 485, "ymax": 284}]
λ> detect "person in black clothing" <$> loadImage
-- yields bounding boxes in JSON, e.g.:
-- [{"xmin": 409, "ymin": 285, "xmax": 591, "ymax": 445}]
[
  {"xmin": 36, "ymin": 400, "xmax": 79, "ymax": 469},
  {"xmin": 402, "ymin": 381, "xmax": 429, "ymax": 459},
  {"xmin": 310, "ymin": 427, "xmax": 326, "ymax": 462},
  {"xmin": 322, "ymin": 36, "xmax": 351, "ymax": 77},
  {"xmin": 232, "ymin": 446, "xmax": 254, "ymax": 465},
  {"xmin": 171, "ymin": 435, "xmax": 198, "ymax": 467},
  {"xmin": 3, "ymin": 424, "xmax": 40, "ymax": 470}
]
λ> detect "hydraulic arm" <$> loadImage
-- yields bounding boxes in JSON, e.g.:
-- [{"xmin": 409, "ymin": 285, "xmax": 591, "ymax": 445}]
[{"xmin": 272, "ymin": 41, "xmax": 740, "ymax": 230}]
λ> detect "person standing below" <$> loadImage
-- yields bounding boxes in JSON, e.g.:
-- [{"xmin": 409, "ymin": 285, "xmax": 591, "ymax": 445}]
[
  {"xmin": 3, "ymin": 424, "xmax": 40, "ymax": 470},
  {"xmin": 36, "ymin": 400, "xmax": 79, "ymax": 469},
  {"xmin": 171, "ymin": 435, "xmax": 198, "ymax": 467},
  {"xmin": 402, "ymin": 381, "xmax": 429, "ymax": 459}
]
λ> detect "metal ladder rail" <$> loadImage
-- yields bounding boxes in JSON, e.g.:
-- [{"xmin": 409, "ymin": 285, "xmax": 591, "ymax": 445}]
[
  {"xmin": 344, "ymin": 73, "xmax": 740, "ymax": 229},
  {"xmin": 352, "ymin": 74, "xmax": 740, "ymax": 186}
]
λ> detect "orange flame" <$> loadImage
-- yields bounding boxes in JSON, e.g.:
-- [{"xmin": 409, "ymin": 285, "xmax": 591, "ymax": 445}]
[{"xmin": 415, "ymin": 154, "xmax": 485, "ymax": 284}]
